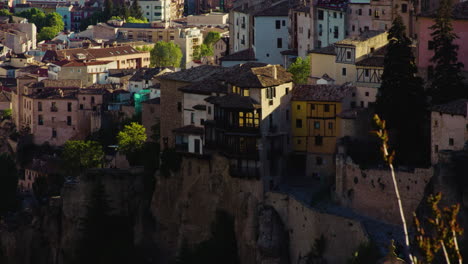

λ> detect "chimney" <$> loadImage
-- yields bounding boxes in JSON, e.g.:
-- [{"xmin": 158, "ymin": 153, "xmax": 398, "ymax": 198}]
[{"xmin": 272, "ymin": 65, "xmax": 277, "ymax": 79}]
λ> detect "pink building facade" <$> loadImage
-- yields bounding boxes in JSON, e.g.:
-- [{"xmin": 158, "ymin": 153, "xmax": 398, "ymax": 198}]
[{"xmin": 416, "ymin": 2, "xmax": 468, "ymax": 80}]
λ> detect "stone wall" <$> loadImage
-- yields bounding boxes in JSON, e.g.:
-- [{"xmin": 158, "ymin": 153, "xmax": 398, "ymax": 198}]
[
  {"xmin": 335, "ymin": 154, "xmax": 433, "ymax": 225},
  {"xmin": 264, "ymin": 192, "xmax": 369, "ymax": 264},
  {"xmin": 151, "ymin": 153, "xmax": 264, "ymax": 263}
]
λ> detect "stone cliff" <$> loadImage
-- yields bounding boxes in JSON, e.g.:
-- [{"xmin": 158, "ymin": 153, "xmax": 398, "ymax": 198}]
[{"xmin": 0, "ymin": 168, "xmax": 155, "ymax": 264}]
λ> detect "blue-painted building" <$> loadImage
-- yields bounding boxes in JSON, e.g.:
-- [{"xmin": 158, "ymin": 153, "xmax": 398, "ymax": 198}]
[{"xmin": 56, "ymin": 4, "xmax": 73, "ymax": 31}]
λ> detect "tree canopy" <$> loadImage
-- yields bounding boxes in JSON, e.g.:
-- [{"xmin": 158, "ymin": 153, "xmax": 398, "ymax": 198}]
[
  {"xmin": 117, "ymin": 122, "xmax": 147, "ymax": 155},
  {"xmin": 0, "ymin": 9, "xmax": 12, "ymax": 17},
  {"xmin": 62, "ymin": 140, "xmax": 104, "ymax": 175},
  {"xmin": 428, "ymin": 0, "xmax": 465, "ymax": 104},
  {"xmin": 204, "ymin": 31, "xmax": 221, "ymax": 46},
  {"xmin": 16, "ymin": 9, "xmax": 64, "ymax": 40},
  {"xmin": 287, "ymin": 56, "xmax": 311, "ymax": 84},
  {"xmin": 375, "ymin": 16, "xmax": 428, "ymax": 166},
  {"xmin": 150, "ymin": 41, "xmax": 183, "ymax": 68},
  {"xmin": 0, "ymin": 153, "xmax": 18, "ymax": 215}
]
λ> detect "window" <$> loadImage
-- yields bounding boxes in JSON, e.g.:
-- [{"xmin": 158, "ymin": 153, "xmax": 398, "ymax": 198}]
[
  {"xmin": 346, "ymin": 51, "xmax": 351, "ymax": 59},
  {"xmin": 296, "ymin": 119, "xmax": 303, "ymax": 128},
  {"xmin": 285, "ymin": 87, "xmax": 289, "ymax": 94},
  {"xmin": 51, "ymin": 102, "xmax": 58, "ymax": 112},
  {"xmin": 365, "ymin": 92, "xmax": 369, "ymax": 96},
  {"xmin": 177, "ymin": 102, "xmax": 182, "ymax": 112},
  {"xmin": 297, "ymin": 104, "xmax": 301, "ymax": 110},
  {"xmin": 449, "ymin": 138, "xmax": 454, "ymax": 146},
  {"xmin": 190, "ymin": 113, "xmax": 195, "ymax": 124},
  {"xmin": 282, "ymin": 20, "xmax": 285, "ymax": 26},
  {"xmin": 401, "ymin": 4, "xmax": 408, "ymax": 13},
  {"xmin": 315, "ymin": 136, "xmax": 323, "ymax": 146},
  {"xmin": 276, "ymin": 20, "xmax": 281, "ymax": 29},
  {"xmin": 80, "ymin": 104, "xmax": 83, "ymax": 110},
  {"xmin": 324, "ymin": 104, "xmax": 330, "ymax": 112},
  {"xmin": 333, "ymin": 12, "xmax": 337, "ymax": 18},
  {"xmin": 208, "ymin": 106, "xmax": 212, "ymax": 115},
  {"xmin": 277, "ymin": 38, "xmax": 282, "ymax": 48},
  {"xmin": 266, "ymin": 87, "xmax": 276, "ymax": 99},
  {"xmin": 334, "ymin": 26, "xmax": 339, "ymax": 38},
  {"xmin": 358, "ymin": 9, "xmax": 362, "ymax": 15},
  {"xmin": 67, "ymin": 102, "xmax": 72, "ymax": 112},
  {"xmin": 314, "ymin": 121, "xmax": 320, "ymax": 129},
  {"xmin": 318, "ymin": 10, "xmax": 324, "ymax": 20},
  {"xmin": 91, "ymin": 96, "xmax": 95, "ymax": 104},
  {"xmin": 340, "ymin": 13, "xmax": 343, "ymax": 18},
  {"xmin": 38, "ymin": 115, "xmax": 43, "ymax": 125},
  {"xmin": 38, "ymin": 102, "xmax": 42, "ymax": 111},
  {"xmin": 67, "ymin": 116, "xmax": 72, "ymax": 126},
  {"xmin": 286, "ymin": 110, "xmax": 289, "ymax": 121},
  {"xmin": 365, "ymin": 69, "xmax": 370, "ymax": 77},
  {"xmin": 311, "ymin": 104, "xmax": 315, "ymax": 111},
  {"xmin": 316, "ymin": 157, "xmax": 323, "ymax": 165},
  {"xmin": 435, "ymin": 145, "xmax": 439, "ymax": 152},
  {"xmin": 342, "ymin": 68, "xmax": 347, "ymax": 76},
  {"xmin": 200, "ymin": 119, "xmax": 204, "ymax": 125},
  {"xmin": 52, "ymin": 128, "xmax": 57, "ymax": 138},
  {"xmin": 328, "ymin": 122, "xmax": 333, "ymax": 129},
  {"xmin": 369, "ymin": 9, "xmax": 372, "ymax": 15}
]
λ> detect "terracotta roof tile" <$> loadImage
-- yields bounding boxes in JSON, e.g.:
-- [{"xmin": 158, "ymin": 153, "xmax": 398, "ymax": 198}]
[
  {"xmin": 292, "ymin": 84, "xmax": 353, "ymax": 101},
  {"xmin": 255, "ymin": 1, "xmax": 290, "ymax": 16},
  {"xmin": 223, "ymin": 62, "xmax": 292, "ymax": 88},
  {"xmin": 220, "ymin": 48, "xmax": 257, "ymax": 61},
  {"xmin": 179, "ymin": 80, "xmax": 228, "ymax": 95},
  {"xmin": 432, "ymin": 99, "xmax": 468, "ymax": 116}
]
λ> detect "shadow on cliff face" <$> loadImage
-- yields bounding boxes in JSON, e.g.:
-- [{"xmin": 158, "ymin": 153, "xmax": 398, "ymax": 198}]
[{"xmin": 0, "ymin": 167, "xmax": 160, "ymax": 264}]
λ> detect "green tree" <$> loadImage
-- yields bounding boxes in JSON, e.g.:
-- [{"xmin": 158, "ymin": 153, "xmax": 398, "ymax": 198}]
[
  {"xmin": 130, "ymin": 0, "xmax": 144, "ymax": 19},
  {"xmin": 428, "ymin": 0, "xmax": 465, "ymax": 104},
  {"xmin": 103, "ymin": 0, "xmax": 114, "ymax": 20},
  {"xmin": 62, "ymin": 140, "xmax": 104, "ymax": 176},
  {"xmin": 0, "ymin": 153, "xmax": 18, "ymax": 215},
  {"xmin": 37, "ymin": 26, "xmax": 57, "ymax": 41},
  {"xmin": 126, "ymin": 16, "xmax": 148, "ymax": 23},
  {"xmin": 45, "ymin": 12, "xmax": 64, "ymax": 30},
  {"xmin": 150, "ymin": 41, "xmax": 183, "ymax": 67},
  {"xmin": 374, "ymin": 16, "xmax": 427, "ymax": 166},
  {"xmin": 1, "ymin": 109, "xmax": 11, "ymax": 119},
  {"xmin": 287, "ymin": 56, "xmax": 310, "ymax": 84},
  {"xmin": 0, "ymin": 9, "xmax": 12, "ymax": 16},
  {"xmin": 80, "ymin": 11, "xmax": 106, "ymax": 31},
  {"xmin": 203, "ymin": 31, "xmax": 221, "ymax": 46},
  {"xmin": 117, "ymin": 122, "xmax": 146, "ymax": 154},
  {"xmin": 193, "ymin": 43, "xmax": 213, "ymax": 61}
]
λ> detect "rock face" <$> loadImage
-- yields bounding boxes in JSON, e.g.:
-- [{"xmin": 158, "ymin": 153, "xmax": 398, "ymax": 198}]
[
  {"xmin": 0, "ymin": 168, "xmax": 154, "ymax": 264},
  {"xmin": 256, "ymin": 205, "xmax": 290, "ymax": 264},
  {"xmin": 151, "ymin": 153, "xmax": 264, "ymax": 263}
]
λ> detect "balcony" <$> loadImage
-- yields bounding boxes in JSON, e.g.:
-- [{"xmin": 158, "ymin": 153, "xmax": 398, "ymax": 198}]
[{"xmin": 229, "ymin": 166, "xmax": 260, "ymax": 180}]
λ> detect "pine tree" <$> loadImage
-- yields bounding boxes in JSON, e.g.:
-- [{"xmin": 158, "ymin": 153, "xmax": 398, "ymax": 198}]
[
  {"xmin": 131, "ymin": 0, "xmax": 144, "ymax": 19},
  {"xmin": 103, "ymin": 0, "xmax": 114, "ymax": 20},
  {"xmin": 375, "ymin": 16, "xmax": 427, "ymax": 166},
  {"xmin": 428, "ymin": 0, "xmax": 465, "ymax": 104}
]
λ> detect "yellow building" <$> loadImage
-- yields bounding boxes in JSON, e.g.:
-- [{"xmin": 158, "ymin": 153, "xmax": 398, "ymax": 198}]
[{"xmin": 291, "ymin": 84, "xmax": 353, "ymax": 181}]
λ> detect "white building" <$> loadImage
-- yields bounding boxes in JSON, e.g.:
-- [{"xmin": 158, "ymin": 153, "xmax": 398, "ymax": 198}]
[
  {"xmin": 229, "ymin": 10, "xmax": 251, "ymax": 54},
  {"xmin": 295, "ymin": 6, "xmax": 314, "ymax": 58},
  {"xmin": 431, "ymin": 99, "xmax": 468, "ymax": 164},
  {"xmin": 316, "ymin": 0, "xmax": 347, "ymax": 48},
  {"xmin": 138, "ymin": 0, "xmax": 171, "ymax": 22},
  {"xmin": 253, "ymin": 1, "xmax": 289, "ymax": 66}
]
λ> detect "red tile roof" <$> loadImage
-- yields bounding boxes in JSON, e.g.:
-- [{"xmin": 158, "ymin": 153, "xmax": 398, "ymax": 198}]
[{"xmin": 292, "ymin": 84, "xmax": 353, "ymax": 101}]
